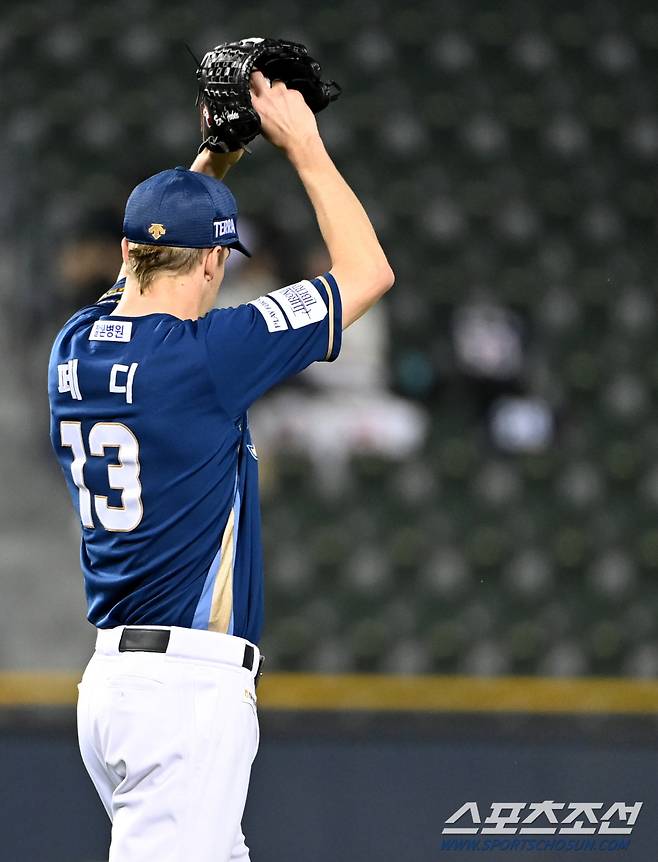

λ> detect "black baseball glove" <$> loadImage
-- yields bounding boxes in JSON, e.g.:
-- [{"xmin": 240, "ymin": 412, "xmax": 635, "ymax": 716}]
[{"xmin": 196, "ymin": 37, "xmax": 341, "ymax": 153}]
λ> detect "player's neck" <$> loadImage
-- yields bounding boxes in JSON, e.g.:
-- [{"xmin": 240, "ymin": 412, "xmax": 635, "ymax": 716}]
[{"xmin": 111, "ymin": 275, "xmax": 206, "ymax": 321}]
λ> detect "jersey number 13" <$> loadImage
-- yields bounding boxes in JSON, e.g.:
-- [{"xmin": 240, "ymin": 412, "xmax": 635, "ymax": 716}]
[{"xmin": 60, "ymin": 421, "xmax": 142, "ymax": 532}]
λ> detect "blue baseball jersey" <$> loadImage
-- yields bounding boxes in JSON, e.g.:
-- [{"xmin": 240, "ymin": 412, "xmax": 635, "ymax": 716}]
[{"xmin": 48, "ymin": 273, "xmax": 342, "ymax": 644}]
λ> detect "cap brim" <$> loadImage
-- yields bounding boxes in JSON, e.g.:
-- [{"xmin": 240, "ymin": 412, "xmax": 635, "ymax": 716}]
[{"xmin": 227, "ymin": 239, "xmax": 251, "ymax": 258}]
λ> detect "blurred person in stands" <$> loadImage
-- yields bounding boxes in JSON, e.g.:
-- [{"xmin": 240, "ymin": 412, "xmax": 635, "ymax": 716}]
[{"xmin": 250, "ymin": 242, "xmax": 427, "ymax": 493}]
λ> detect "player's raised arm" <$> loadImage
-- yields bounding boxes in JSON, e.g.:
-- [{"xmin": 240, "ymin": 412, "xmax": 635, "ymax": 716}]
[
  {"xmin": 250, "ymin": 71, "xmax": 394, "ymax": 328},
  {"xmin": 189, "ymin": 147, "xmax": 244, "ymax": 180}
]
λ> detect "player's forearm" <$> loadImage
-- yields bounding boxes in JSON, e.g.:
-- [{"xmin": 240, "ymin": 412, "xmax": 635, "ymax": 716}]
[
  {"xmin": 288, "ymin": 137, "xmax": 393, "ymax": 288},
  {"xmin": 190, "ymin": 148, "xmax": 244, "ymax": 180}
]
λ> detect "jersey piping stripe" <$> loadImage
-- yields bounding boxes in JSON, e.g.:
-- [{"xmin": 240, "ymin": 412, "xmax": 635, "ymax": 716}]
[
  {"xmin": 316, "ymin": 275, "xmax": 335, "ymax": 361},
  {"xmin": 191, "ymin": 471, "xmax": 239, "ymax": 632},
  {"xmin": 191, "ymin": 541, "xmax": 222, "ymax": 630},
  {"xmin": 208, "ymin": 506, "xmax": 235, "ymax": 633},
  {"xmin": 227, "ymin": 487, "xmax": 241, "ymax": 637},
  {"xmin": 97, "ymin": 282, "xmax": 126, "ymax": 303}
]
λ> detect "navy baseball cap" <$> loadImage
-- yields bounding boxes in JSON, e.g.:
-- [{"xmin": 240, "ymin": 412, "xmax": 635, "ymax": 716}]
[{"xmin": 123, "ymin": 166, "xmax": 251, "ymax": 256}]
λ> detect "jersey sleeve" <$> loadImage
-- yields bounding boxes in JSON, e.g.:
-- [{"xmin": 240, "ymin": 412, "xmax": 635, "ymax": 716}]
[{"xmin": 203, "ymin": 272, "xmax": 342, "ymax": 417}]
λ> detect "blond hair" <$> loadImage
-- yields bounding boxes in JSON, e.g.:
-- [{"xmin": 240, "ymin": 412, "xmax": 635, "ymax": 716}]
[{"xmin": 127, "ymin": 242, "xmax": 205, "ymax": 294}]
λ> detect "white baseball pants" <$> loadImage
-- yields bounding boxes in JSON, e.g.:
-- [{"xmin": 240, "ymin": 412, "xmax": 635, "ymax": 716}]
[{"xmin": 77, "ymin": 626, "xmax": 261, "ymax": 862}]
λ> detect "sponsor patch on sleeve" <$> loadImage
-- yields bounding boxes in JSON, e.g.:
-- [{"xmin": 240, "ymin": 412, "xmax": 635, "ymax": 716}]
[
  {"xmin": 89, "ymin": 320, "xmax": 133, "ymax": 342},
  {"xmin": 249, "ymin": 296, "xmax": 289, "ymax": 332},
  {"xmin": 268, "ymin": 280, "xmax": 328, "ymax": 329}
]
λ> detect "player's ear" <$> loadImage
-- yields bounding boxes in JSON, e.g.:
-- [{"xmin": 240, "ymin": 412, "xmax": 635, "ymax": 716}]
[
  {"xmin": 202, "ymin": 247, "xmax": 216, "ymax": 280},
  {"xmin": 121, "ymin": 237, "xmax": 130, "ymax": 264},
  {"xmin": 214, "ymin": 246, "xmax": 230, "ymax": 265}
]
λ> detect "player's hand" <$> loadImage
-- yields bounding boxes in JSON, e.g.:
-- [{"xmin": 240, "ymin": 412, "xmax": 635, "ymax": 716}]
[{"xmin": 250, "ymin": 71, "xmax": 321, "ymax": 155}]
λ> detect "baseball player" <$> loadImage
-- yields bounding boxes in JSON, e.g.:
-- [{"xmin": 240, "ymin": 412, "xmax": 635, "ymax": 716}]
[{"xmin": 48, "ymin": 69, "xmax": 393, "ymax": 861}]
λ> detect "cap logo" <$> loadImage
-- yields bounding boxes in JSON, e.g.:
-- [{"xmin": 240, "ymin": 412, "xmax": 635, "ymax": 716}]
[
  {"xmin": 213, "ymin": 218, "xmax": 235, "ymax": 239},
  {"xmin": 148, "ymin": 223, "xmax": 167, "ymax": 240}
]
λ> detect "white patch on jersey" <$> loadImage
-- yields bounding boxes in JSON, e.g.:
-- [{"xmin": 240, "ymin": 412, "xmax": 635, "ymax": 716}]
[
  {"xmin": 249, "ymin": 295, "xmax": 289, "ymax": 332},
  {"xmin": 89, "ymin": 320, "xmax": 133, "ymax": 342},
  {"xmin": 57, "ymin": 359, "xmax": 82, "ymax": 400},
  {"xmin": 246, "ymin": 443, "xmax": 258, "ymax": 460},
  {"xmin": 269, "ymin": 280, "xmax": 327, "ymax": 329}
]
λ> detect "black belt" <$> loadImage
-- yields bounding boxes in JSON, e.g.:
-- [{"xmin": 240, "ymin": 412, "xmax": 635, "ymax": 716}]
[{"xmin": 118, "ymin": 627, "xmax": 264, "ymax": 686}]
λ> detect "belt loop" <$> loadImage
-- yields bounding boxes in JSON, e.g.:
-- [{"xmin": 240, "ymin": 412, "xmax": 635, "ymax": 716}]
[{"xmin": 242, "ymin": 644, "xmax": 255, "ymax": 671}]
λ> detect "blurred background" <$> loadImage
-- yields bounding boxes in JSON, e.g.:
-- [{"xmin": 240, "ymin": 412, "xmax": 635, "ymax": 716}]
[{"xmin": 2, "ymin": 0, "xmax": 658, "ymax": 859}]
